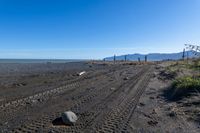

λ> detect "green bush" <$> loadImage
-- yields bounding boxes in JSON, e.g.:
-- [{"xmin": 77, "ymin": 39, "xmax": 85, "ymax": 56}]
[{"xmin": 171, "ymin": 76, "xmax": 200, "ymax": 99}]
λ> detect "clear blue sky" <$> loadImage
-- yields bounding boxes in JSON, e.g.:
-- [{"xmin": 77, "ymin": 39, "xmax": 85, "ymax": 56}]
[{"xmin": 0, "ymin": 0, "xmax": 200, "ymax": 59}]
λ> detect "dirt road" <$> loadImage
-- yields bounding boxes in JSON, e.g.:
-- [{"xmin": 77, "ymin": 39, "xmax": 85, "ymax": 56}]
[{"xmin": 0, "ymin": 63, "xmax": 152, "ymax": 132}]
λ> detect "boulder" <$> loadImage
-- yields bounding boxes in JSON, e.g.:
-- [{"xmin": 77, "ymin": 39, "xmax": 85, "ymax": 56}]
[{"xmin": 61, "ymin": 111, "xmax": 78, "ymax": 125}]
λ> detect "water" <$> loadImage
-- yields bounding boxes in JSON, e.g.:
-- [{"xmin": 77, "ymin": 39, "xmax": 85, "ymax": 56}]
[{"xmin": 0, "ymin": 59, "xmax": 86, "ymax": 63}]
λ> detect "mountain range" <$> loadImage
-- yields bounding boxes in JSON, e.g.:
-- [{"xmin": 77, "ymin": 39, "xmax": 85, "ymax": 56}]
[{"xmin": 104, "ymin": 50, "xmax": 198, "ymax": 61}]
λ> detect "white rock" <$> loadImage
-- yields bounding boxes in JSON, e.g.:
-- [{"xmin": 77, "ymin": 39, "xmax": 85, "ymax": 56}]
[
  {"xmin": 61, "ymin": 111, "xmax": 78, "ymax": 125},
  {"xmin": 78, "ymin": 71, "xmax": 86, "ymax": 76}
]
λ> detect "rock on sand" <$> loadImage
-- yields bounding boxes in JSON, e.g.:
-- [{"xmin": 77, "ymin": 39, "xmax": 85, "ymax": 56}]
[
  {"xmin": 61, "ymin": 111, "xmax": 78, "ymax": 125},
  {"xmin": 78, "ymin": 71, "xmax": 86, "ymax": 76}
]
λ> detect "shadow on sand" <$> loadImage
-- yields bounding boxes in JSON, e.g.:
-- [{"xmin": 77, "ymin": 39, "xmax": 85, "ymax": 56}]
[
  {"xmin": 52, "ymin": 117, "xmax": 73, "ymax": 127},
  {"xmin": 161, "ymin": 86, "xmax": 197, "ymax": 102}
]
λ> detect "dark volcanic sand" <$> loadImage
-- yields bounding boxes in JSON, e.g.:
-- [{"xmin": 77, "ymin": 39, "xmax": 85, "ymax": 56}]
[
  {"xmin": 0, "ymin": 61, "xmax": 199, "ymax": 132},
  {"xmin": 0, "ymin": 62, "xmax": 102, "ymax": 103}
]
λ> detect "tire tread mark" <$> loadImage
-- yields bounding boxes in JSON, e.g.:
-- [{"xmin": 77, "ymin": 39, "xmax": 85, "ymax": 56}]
[{"xmin": 7, "ymin": 66, "xmax": 137, "ymax": 132}]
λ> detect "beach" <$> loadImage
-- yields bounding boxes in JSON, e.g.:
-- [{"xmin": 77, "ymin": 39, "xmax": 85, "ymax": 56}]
[{"xmin": 0, "ymin": 61, "xmax": 199, "ymax": 132}]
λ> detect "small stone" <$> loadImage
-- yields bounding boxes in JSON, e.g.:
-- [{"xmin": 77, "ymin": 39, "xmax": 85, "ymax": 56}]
[
  {"xmin": 61, "ymin": 111, "xmax": 78, "ymax": 125},
  {"xmin": 48, "ymin": 130, "xmax": 55, "ymax": 133},
  {"xmin": 78, "ymin": 71, "xmax": 86, "ymax": 76},
  {"xmin": 123, "ymin": 77, "xmax": 129, "ymax": 80},
  {"xmin": 152, "ymin": 108, "xmax": 158, "ymax": 114},
  {"xmin": 149, "ymin": 96, "xmax": 155, "ymax": 99},
  {"xmin": 37, "ymin": 98, "xmax": 42, "ymax": 102},
  {"xmin": 156, "ymin": 95, "xmax": 160, "ymax": 98},
  {"xmin": 139, "ymin": 102, "xmax": 145, "ymax": 106},
  {"xmin": 110, "ymin": 87, "xmax": 116, "ymax": 90},
  {"xmin": 31, "ymin": 99, "xmax": 38, "ymax": 103},
  {"xmin": 147, "ymin": 120, "xmax": 158, "ymax": 126},
  {"xmin": 168, "ymin": 111, "xmax": 177, "ymax": 117},
  {"xmin": 26, "ymin": 101, "xmax": 31, "ymax": 105}
]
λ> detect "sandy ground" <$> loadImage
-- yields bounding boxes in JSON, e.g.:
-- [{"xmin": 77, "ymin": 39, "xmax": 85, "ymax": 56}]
[
  {"xmin": 129, "ymin": 63, "xmax": 200, "ymax": 133},
  {"xmin": 0, "ymin": 61, "xmax": 199, "ymax": 132}
]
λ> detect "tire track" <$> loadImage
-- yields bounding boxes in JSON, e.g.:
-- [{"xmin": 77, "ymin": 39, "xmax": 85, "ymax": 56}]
[
  {"xmin": 90, "ymin": 68, "xmax": 152, "ymax": 133},
  {"xmin": 10, "ymin": 66, "xmax": 145, "ymax": 133},
  {"xmin": 0, "ymin": 66, "xmax": 119, "ymax": 131},
  {"xmin": 37, "ymin": 66, "xmax": 150, "ymax": 133},
  {"xmin": 0, "ymin": 66, "xmax": 121, "ymax": 111},
  {"xmin": 2, "ymin": 65, "xmax": 137, "ymax": 132}
]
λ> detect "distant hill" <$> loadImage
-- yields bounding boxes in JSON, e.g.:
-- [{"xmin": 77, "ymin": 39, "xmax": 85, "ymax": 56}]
[{"xmin": 104, "ymin": 51, "xmax": 198, "ymax": 61}]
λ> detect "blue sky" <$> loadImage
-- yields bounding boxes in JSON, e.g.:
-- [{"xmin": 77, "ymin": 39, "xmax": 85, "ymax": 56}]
[{"xmin": 0, "ymin": 0, "xmax": 200, "ymax": 59}]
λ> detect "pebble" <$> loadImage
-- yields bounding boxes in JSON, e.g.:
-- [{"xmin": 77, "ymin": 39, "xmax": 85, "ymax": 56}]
[
  {"xmin": 110, "ymin": 87, "xmax": 116, "ymax": 90},
  {"xmin": 123, "ymin": 77, "xmax": 129, "ymax": 80},
  {"xmin": 139, "ymin": 102, "xmax": 145, "ymax": 106},
  {"xmin": 78, "ymin": 71, "xmax": 86, "ymax": 76},
  {"xmin": 147, "ymin": 120, "xmax": 158, "ymax": 126}
]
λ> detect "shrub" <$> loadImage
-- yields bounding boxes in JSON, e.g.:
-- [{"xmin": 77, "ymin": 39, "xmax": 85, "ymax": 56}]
[{"xmin": 170, "ymin": 76, "xmax": 200, "ymax": 100}]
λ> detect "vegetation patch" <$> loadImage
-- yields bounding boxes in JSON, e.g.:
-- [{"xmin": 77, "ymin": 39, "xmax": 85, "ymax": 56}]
[
  {"xmin": 188, "ymin": 59, "xmax": 200, "ymax": 70},
  {"xmin": 163, "ymin": 76, "xmax": 200, "ymax": 101}
]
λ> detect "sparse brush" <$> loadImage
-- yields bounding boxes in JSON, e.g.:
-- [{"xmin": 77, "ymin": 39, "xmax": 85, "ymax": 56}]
[
  {"xmin": 162, "ymin": 67, "xmax": 177, "ymax": 80},
  {"xmin": 188, "ymin": 59, "xmax": 200, "ymax": 70},
  {"xmin": 170, "ymin": 76, "xmax": 200, "ymax": 100}
]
